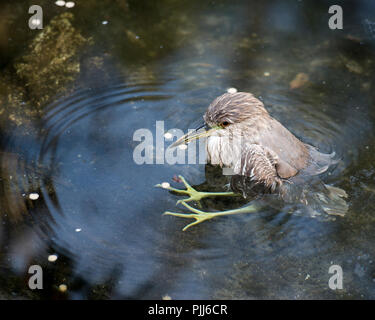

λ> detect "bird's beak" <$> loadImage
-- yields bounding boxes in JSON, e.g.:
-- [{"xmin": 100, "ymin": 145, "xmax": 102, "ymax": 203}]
[{"xmin": 169, "ymin": 122, "xmax": 217, "ymax": 148}]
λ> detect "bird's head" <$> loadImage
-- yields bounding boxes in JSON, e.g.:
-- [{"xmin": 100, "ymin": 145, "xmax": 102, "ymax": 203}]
[
  {"xmin": 170, "ymin": 92, "xmax": 269, "ymax": 148},
  {"xmin": 204, "ymin": 92, "xmax": 268, "ymax": 128}
]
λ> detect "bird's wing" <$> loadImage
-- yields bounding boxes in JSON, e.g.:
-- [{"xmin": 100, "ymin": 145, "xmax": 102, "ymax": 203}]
[
  {"xmin": 258, "ymin": 118, "xmax": 309, "ymax": 173},
  {"xmin": 232, "ymin": 143, "xmax": 283, "ymax": 192},
  {"xmin": 281, "ymin": 177, "xmax": 348, "ymax": 217}
]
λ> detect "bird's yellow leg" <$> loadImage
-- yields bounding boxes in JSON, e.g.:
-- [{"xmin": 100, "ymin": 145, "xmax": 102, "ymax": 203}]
[
  {"xmin": 155, "ymin": 175, "xmax": 238, "ymax": 204},
  {"xmin": 164, "ymin": 201, "xmax": 259, "ymax": 231}
]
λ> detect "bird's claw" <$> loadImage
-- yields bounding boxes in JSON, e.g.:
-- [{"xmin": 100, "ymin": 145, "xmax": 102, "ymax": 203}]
[
  {"xmin": 163, "ymin": 202, "xmax": 217, "ymax": 231},
  {"xmin": 156, "ymin": 175, "xmax": 206, "ymax": 204},
  {"xmin": 157, "ymin": 175, "xmax": 240, "ymax": 230}
]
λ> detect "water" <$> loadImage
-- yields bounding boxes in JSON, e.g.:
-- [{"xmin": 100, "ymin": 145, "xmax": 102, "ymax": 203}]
[{"xmin": 0, "ymin": 0, "xmax": 375, "ymax": 299}]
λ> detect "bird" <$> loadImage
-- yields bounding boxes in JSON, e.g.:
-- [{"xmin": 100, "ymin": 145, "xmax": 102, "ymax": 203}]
[{"xmin": 156, "ymin": 92, "xmax": 348, "ymax": 230}]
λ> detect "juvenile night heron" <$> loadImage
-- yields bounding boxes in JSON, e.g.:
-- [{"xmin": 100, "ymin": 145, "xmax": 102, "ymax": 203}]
[{"xmin": 157, "ymin": 92, "xmax": 347, "ymax": 230}]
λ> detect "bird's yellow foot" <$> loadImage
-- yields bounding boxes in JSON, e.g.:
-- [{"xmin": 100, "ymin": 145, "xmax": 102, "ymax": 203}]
[
  {"xmin": 155, "ymin": 175, "xmax": 237, "ymax": 204},
  {"xmin": 164, "ymin": 201, "xmax": 259, "ymax": 231}
]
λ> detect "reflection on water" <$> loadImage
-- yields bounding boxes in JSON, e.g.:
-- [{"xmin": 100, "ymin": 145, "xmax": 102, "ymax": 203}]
[{"xmin": 0, "ymin": 0, "xmax": 375, "ymax": 299}]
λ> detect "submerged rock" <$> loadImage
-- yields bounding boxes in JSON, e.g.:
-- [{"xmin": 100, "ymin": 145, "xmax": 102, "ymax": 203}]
[
  {"xmin": 0, "ymin": 12, "xmax": 92, "ymax": 132},
  {"xmin": 14, "ymin": 12, "xmax": 92, "ymax": 108},
  {"xmin": 290, "ymin": 73, "xmax": 309, "ymax": 89}
]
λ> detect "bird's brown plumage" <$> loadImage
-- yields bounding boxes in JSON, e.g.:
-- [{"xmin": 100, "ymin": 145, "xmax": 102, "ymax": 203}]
[{"xmin": 204, "ymin": 92, "xmax": 337, "ymax": 197}]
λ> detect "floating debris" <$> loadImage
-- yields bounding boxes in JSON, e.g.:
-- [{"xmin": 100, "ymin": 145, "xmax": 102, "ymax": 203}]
[
  {"xmin": 65, "ymin": 1, "xmax": 75, "ymax": 8},
  {"xmin": 75, "ymin": 228, "xmax": 82, "ymax": 232},
  {"xmin": 55, "ymin": 0, "xmax": 66, "ymax": 6},
  {"xmin": 178, "ymin": 144, "xmax": 188, "ymax": 150},
  {"xmin": 48, "ymin": 254, "xmax": 58, "ymax": 262},
  {"xmin": 345, "ymin": 60, "xmax": 363, "ymax": 74},
  {"xmin": 31, "ymin": 19, "xmax": 41, "ymax": 26},
  {"xmin": 29, "ymin": 193, "xmax": 39, "ymax": 200},
  {"xmin": 102, "ymin": 21, "xmax": 108, "ymax": 25},
  {"xmin": 227, "ymin": 87, "xmax": 238, "ymax": 94},
  {"xmin": 58, "ymin": 284, "xmax": 68, "ymax": 293},
  {"xmin": 290, "ymin": 73, "xmax": 309, "ymax": 89},
  {"xmin": 164, "ymin": 132, "xmax": 173, "ymax": 140},
  {"xmin": 161, "ymin": 182, "xmax": 170, "ymax": 189},
  {"xmin": 263, "ymin": 72, "xmax": 270, "ymax": 77}
]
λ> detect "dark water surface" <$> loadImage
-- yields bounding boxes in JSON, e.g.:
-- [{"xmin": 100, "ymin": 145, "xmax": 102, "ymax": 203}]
[{"xmin": 0, "ymin": 0, "xmax": 375, "ymax": 299}]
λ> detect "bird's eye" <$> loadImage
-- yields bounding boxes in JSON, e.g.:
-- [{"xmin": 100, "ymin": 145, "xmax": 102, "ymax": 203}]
[{"xmin": 221, "ymin": 121, "xmax": 229, "ymax": 127}]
